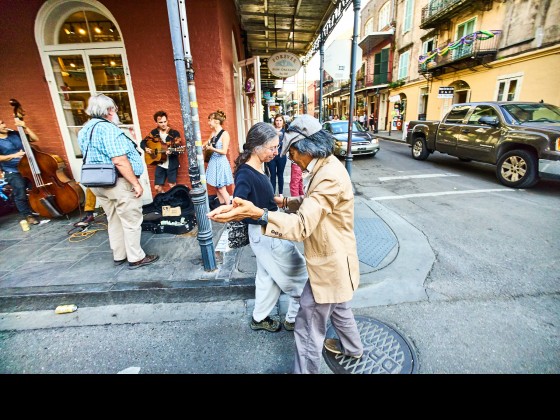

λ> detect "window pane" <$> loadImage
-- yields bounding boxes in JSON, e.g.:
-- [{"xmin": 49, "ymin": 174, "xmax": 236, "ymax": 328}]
[
  {"xmin": 90, "ymin": 55, "xmax": 127, "ymax": 91},
  {"xmin": 58, "ymin": 11, "xmax": 121, "ymax": 44},
  {"xmin": 507, "ymin": 80, "xmax": 518, "ymax": 101},
  {"xmin": 51, "ymin": 55, "xmax": 89, "ymax": 91},
  {"xmin": 497, "ymin": 81, "xmax": 505, "ymax": 101}
]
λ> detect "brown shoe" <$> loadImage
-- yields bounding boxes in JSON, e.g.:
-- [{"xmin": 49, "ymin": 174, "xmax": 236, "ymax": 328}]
[
  {"xmin": 26, "ymin": 215, "xmax": 39, "ymax": 225},
  {"xmin": 323, "ymin": 338, "xmax": 362, "ymax": 359},
  {"xmin": 128, "ymin": 254, "xmax": 159, "ymax": 270}
]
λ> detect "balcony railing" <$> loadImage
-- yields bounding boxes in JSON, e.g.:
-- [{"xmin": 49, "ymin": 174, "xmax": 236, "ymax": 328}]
[
  {"xmin": 420, "ymin": 0, "xmax": 472, "ymax": 29},
  {"xmin": 419, "ymin": 30, "xmax": 501, "ymax": 74}
]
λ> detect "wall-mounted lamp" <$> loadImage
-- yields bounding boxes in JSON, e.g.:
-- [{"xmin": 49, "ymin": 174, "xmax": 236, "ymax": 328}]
[
  {"xmin": 78, "ymin": 25, "xmax": 87, "ymax": 35},
  {"xmin": 109, "ymin": 25, "xmax": 115, "ymax": 33},
  {"xmin": 94, "ymin": 25, "xmax": 102, "ymax": 34}
]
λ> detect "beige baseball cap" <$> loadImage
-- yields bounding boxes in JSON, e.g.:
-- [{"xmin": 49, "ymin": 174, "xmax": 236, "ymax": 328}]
[{"xmin": 281, "ymin": 114, "xmax": 323, "ymax": 156}]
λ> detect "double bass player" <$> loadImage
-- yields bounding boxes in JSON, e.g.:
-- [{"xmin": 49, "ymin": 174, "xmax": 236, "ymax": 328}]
[{"xmin": 0, "ymin": 117, "xmax": 40, "ymax": 226}]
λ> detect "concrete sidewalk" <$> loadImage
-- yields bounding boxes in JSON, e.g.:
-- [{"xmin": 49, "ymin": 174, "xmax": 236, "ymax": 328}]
[
  {"xmin": 0, "ymin": 141, "xmax": 433, "ymax": 313},
  {"xmin": 0, "ymin": 193, "xmax": 433, "ymax": 313}
]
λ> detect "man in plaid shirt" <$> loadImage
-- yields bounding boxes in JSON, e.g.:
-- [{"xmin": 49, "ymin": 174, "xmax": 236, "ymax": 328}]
[{"xmin": 78, "ymin": 94, "xmax": 159, "ymax": 270}]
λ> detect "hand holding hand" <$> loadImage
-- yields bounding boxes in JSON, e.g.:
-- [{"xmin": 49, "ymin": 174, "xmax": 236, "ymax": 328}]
[{"xmin": 207, "ymin": 197, "xmax": 259, "ymax": 223}]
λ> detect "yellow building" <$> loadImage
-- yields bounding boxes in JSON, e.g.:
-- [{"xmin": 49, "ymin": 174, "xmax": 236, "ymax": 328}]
[{"xmin": 356, "ymin": 0, "xmax": 560, "ymax": 130}]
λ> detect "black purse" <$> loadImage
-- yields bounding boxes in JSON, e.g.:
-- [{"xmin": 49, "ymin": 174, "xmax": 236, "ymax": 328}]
[{"xmin": 80, "ymin": 121, "xmax": 118, "ymax": 188}]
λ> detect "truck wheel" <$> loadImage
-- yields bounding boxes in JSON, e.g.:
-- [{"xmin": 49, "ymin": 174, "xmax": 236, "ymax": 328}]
[
  {"xmin": 411, "ymin": 138, "xmax": 429, "ymax": 160},
  {"xmin": 496, "ymin": 150, "xmax": 539, "ymax": 188}
]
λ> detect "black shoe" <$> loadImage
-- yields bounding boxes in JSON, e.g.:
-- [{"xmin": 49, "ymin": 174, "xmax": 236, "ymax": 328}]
[
  {"xmin": 250, "ymin": 316, "xmax": 281, "ymax": 332},
  {"xmin": 114, "ymin": 258, "xmax": 127, "ymax": 266},
  {"xmin": 128, "ymin": 254, "xmax": 159, "ymax": 270}
]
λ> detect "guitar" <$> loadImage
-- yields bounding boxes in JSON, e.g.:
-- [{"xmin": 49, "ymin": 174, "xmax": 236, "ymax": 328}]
[{"xmin": 144, "ymin": 139, "xmax": 185, "ymax": 165}]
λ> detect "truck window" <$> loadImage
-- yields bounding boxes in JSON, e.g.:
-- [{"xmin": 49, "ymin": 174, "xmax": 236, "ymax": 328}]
[
  {"xmin": 467, "ymin": 105, "xmax": 498, "ymax": 125},
  {"xmin": 444, "ymin": 105, "xmax": 470, "ymax": 123}
]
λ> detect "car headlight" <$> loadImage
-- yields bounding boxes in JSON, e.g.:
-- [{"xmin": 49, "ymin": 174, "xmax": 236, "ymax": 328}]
[{"xmin": 371, "ymin": 138, "xmax": 379, "ymax": 144}]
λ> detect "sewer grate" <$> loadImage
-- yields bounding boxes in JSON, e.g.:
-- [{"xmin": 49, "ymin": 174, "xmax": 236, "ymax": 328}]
[
  {"xmin": 323, "ymin": 316, "xmax": 417, "ymax": 374},
  {"xmin": 354, "ymin": 217, "xmax": 397, "ymax": 268}
]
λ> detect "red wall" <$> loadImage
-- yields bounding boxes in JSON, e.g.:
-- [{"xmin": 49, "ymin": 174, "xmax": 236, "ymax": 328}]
[
  {"xmin": 0, "ymin": 0, "xmax": 244, "ymax": 197},
  {"xmin": 0, "ymin": 1, "xmax": 62, "ymax": 166}
]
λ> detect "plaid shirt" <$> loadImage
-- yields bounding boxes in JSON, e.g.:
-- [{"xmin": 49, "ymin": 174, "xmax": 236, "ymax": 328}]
[{"xmin": 78, "ymin": 118, "xmax": 144, "ymax": 176}]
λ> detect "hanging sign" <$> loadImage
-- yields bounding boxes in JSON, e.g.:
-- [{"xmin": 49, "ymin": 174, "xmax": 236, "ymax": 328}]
[
  {"xmin": 267, "ymin": 52, "xmax": 302, "ymax": 78},
  {"xmin": 438, "ymin": 87, "xmax": 454, "ymax": 98}
]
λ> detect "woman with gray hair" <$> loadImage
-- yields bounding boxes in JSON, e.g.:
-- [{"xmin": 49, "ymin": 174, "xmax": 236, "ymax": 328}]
[
  {"xmin": 78, "ymin": 94, "xmax": 159, "ymax": 270},
  {"xmin": 232, "ymin": 122, "xmax": 307, "ymax": 333},
  {"xmin": 208, "ymin": 115, "xmax": 363, "ymax": 374}
]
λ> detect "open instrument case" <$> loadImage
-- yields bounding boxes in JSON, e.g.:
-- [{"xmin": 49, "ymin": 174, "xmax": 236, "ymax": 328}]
[{"xmin": 141, "ymin": 184, "xmax": 196, "ymax": 234}]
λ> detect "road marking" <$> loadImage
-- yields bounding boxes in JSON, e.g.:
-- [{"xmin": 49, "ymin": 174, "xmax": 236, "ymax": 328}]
[
  {"xmin": 378, "ymin": 173, "xmax": 460, "ymax": 181},
  {"xmin": 371, "ymin": 188, "xmax": 516, "ymax": 201}
]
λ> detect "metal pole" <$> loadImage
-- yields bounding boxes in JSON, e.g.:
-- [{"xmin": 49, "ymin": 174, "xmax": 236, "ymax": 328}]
[
  {"xmin": 168, "ymin": 0, "xmax": 216, "ymax": 271},
  {"xmin": 344, "ymin": 0, "xmax": 361, "ymax": 176},
  {"xmin": 303, "ymin": 64, "xmax": 307, "ymax": 115},
  {"xmin": 318, "ymin": 34, "xmax": 325, "ymax": 122}
]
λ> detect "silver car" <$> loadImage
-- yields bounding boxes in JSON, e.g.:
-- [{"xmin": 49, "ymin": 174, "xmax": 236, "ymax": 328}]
[{"xmin": 322, "ymin": 120, "xmax": 380, "ymax": 157}]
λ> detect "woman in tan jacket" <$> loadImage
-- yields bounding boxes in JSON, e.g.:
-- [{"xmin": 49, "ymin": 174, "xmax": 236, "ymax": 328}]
[{"xmin": 208, "ymin": 115, "xmax": 363, "ymax": 374}]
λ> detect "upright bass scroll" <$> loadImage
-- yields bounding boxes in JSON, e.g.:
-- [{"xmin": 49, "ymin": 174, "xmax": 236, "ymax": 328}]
[{"xmin": 10, "ymin": 98, "xmax": 84, "ymax": 218}]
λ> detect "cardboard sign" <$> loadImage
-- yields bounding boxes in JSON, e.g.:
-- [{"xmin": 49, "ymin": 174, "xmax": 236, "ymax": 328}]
[{"xmin": 162, "ymin": 206, "xmax": 181, "ymax": 217}]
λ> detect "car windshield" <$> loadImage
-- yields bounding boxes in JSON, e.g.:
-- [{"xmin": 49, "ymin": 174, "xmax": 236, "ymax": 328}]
[
  {"xmin": 501, "ymin": 103, "xmax": 560, "ymax": 124},
  {"xmin": 328, "ymin": 121, "xmax": 366, "ymax": 134}
]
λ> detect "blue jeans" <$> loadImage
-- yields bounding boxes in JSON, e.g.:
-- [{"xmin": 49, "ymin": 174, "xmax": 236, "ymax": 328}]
[
  {"xmin": 4, "ymin": 172, "xmax": 33, "ymax": 216},
  {"xmin": 266, "ymin": 155, "xmax": 287, "ymax": 195}
]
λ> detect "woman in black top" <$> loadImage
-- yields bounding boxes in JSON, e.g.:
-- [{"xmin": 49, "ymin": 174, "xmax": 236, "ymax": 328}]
[
  {"xmin": 265, "ymin": 114, "xmax": 288, "ymax": 196},
  {"xmin": 232, "ymin": 122, "xmax": 307, "ymax": 333}
]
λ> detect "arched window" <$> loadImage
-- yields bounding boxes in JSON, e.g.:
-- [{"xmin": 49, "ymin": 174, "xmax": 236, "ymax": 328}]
[{"xmin": 35, "ymin": 0, "xmax": 142, "ymax": 187}]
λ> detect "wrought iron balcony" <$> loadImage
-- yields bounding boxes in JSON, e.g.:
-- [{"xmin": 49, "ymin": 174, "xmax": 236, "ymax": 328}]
[
  {"xmin": 420, "ymin": 0, "xmax": 489, "ymax": 29},
  {"xmin": 419, "ymin": 30, "xmax": 501, "ymax": 75}
]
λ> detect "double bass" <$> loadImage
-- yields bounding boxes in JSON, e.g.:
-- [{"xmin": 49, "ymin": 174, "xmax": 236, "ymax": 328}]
[{"xmin": 10, "ymin": 98, "xmax": 83, "ymax": 218}]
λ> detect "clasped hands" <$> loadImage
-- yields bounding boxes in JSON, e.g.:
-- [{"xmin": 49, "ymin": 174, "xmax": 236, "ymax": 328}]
[{"xmin": 207, "ymin": 197, "xmax": 261, "ymax": 223}]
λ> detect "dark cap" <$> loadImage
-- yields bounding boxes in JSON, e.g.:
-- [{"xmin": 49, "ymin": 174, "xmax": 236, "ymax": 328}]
[{"xmin": 281, "ymin": 114, "xmax": 323, "ymax": 156}]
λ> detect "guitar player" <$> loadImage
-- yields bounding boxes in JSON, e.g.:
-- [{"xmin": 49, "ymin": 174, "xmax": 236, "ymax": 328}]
[{"xmin": 140, "ymin": 110, "xmax": 183, "ymax": 194}]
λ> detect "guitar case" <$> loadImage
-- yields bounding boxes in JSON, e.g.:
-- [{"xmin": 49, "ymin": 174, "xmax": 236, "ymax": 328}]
[{"xmin": 141, "ymin": 184, "xmax": 196, "ymax": 234}]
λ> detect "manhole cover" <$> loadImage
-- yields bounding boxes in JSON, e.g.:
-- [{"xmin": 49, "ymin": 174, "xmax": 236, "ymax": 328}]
[{"xmin": 323, "ymin": 316, "xmax": 417, "ymax": 374}]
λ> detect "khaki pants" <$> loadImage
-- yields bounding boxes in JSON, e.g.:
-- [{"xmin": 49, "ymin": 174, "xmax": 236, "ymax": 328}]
[{"xmin": 91, "ymin": 178, "xmax": 146, "ymax": 263}]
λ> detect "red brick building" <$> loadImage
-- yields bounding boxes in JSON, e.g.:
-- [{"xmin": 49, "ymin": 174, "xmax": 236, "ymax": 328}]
[{"xmin": 0, "ymin": 0, "xmax": 247, "ymax": 202}]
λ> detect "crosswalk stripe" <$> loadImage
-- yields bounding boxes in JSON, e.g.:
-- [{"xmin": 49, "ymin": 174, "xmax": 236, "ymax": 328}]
[
  {"xmin": 371, "ymin": 188, "xmax": 516, "ymax": 201},
  {"xmin": 378, "ymin": 173, "xmax": 460, "ymax": 181}
]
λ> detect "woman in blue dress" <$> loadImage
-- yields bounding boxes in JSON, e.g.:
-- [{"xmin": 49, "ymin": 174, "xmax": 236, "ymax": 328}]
[{"xmin": 204, "ymin": 110, "xmax": 234, "ymax": 205}]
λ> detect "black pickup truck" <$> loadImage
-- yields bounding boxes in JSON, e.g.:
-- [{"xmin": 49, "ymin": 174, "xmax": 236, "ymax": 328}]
[{"xmin": 405, "ymin": 102, "xmax": 560, "ymax": 188}]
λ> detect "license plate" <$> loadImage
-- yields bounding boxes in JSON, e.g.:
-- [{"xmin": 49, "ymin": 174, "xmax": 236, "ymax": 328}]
[{"xmin": 357, "ymin": 147, "xmax": 366, "ymax": 151}]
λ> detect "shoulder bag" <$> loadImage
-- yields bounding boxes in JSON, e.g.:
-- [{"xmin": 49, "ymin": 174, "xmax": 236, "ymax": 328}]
[{"xmin": 80, "ymin": 121, "xmax": 118, "ymax": 188}]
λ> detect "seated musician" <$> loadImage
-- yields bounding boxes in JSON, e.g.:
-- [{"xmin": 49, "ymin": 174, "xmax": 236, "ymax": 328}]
[
  {"xmin": 140, "ymin": 110, "xmax": 183, "ymax": 194},
  {"xmin": 0, "ymin": 118, "xmax": 40, "ymax": 226}
]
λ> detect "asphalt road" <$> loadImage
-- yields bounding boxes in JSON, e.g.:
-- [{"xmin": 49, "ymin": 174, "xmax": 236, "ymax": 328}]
[{"xmin": 1, "ymin": 139, "xmax": 559, "ymax": 374}]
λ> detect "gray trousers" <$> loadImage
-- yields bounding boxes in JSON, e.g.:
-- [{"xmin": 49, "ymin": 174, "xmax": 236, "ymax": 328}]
[{"xmin": 293, "ymin": 281, "xmax": 363, "ymax": 374}]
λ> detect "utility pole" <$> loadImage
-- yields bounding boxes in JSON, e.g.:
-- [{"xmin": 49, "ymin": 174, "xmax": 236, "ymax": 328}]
[
  {"xmin": 167, "ymin": 0, "xmax": 216, "ymax": 271},
  {"xmin": 344, "ymin": 0, "xmax": 361, "ymax": 176}
]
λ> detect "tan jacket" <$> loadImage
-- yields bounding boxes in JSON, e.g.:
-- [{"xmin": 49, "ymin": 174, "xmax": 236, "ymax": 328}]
[{"xmin": 264, "ymin": 155, "xmax": 359, "ymax": 303}]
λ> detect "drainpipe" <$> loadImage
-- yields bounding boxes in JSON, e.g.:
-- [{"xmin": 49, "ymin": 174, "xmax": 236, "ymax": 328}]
[
  {"xmin": 344, "ymin": 0, "xmax": 361, "ymax": 176},
  {"xmin": 167, "ymin": 0, "xmax": 216, "ymax": 271}
]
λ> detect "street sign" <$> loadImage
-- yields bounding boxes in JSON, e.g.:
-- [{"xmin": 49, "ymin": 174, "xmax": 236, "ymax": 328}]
[{"xmin": 438, "ymin": 87, "xmax": 454, "ymax": 98}]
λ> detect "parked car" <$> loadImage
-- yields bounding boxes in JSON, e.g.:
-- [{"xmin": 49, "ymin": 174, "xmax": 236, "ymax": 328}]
[
  {"xmin": 406, "ymin": 101, "xmax": 560, "ymax": 188},
  {"xmin": 322, "ymin": 120, "xmax": 380, "ymax": 157}
]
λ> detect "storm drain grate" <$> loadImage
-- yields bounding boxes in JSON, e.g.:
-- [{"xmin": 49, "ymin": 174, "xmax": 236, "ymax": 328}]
[
  {"xmin": 355, "ymin": 217, "xmax": 397, "ymax": 268},
  {"xmin": 323, "ymin": 316, "xmax": 417, "ymax": 374}
]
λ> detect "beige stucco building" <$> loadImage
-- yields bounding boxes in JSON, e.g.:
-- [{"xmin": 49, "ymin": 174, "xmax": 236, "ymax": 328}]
[{"xmin": 353, "ymin": 0, "xmax": 560, "ymax": 131}]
